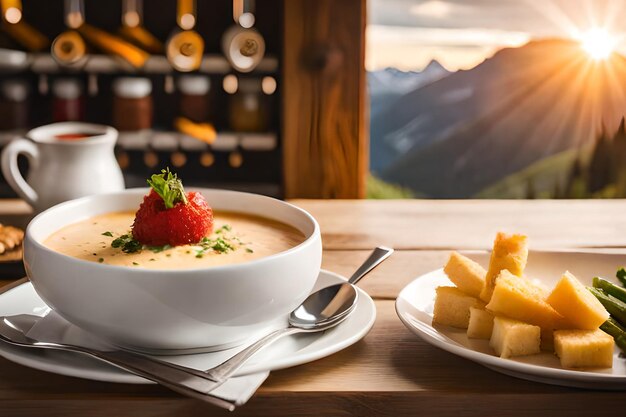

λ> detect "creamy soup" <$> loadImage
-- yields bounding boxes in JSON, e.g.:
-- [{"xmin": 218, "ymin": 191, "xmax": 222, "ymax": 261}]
[{"xmin": 44, "ymin": 211, "xmax": 306, "ymax": 269}]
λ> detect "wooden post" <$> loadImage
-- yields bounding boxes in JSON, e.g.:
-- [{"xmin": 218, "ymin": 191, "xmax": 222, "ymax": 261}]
[{"xmin": 282, "ymin": 0, "xmax": 367, "ymax": 198}]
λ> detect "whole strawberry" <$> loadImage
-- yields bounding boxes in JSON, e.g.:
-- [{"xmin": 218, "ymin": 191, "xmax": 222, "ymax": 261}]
[{"xmin": 132, "ymin": 169, "xmax": 213, "ymax": 246}]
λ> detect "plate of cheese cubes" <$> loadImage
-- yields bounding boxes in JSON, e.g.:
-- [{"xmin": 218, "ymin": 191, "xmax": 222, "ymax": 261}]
[{"xmin": 395, "ymin": 232, "xmax": 626, "ymax": 389}]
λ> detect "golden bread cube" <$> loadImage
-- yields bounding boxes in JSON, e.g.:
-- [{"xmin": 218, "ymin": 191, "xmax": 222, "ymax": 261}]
[
  {"xmin": 467, "ymin": 306, "xmax": 494, "ymax": 339},
  {"xmin": 546, "ymin": 271, "xmax": 609, "ymax": 330},
  {"xmin": 490, "ymin": 316, "xmax": 541, "ymax": 358},
  {"xmin": 480, "ymin": 233, "xmax": 528, "ymax": 302},
  {"xmin": 485, "ymin": 270, "xmax": 563, "ymax": 330},
  {"xmin": 444, "ymin": 252, "xmax": 486, "ymax": 298},
  {"xmin": 554, "ymin": 329, "xmax": 614, "ymax": 368},
  {"xmin": 433, "ymin": 286, "xmax": 480, "ymax": 329}
]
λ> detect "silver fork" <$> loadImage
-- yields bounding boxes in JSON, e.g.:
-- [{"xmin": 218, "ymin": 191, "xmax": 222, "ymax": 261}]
[{"xmin": 0, "ymin": 315, "xmax": 234, "ymax": 409}]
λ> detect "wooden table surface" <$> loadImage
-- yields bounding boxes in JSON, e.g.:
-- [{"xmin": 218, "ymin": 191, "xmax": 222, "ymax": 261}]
[{"xmin": 2, "ymin": 199, "xmax": 626, "ymax": 416}]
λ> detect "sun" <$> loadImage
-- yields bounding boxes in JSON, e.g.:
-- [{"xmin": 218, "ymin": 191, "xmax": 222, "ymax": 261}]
[{"xmin": 579, "ymin": 28, "xmax": 617, "ymax": 60}]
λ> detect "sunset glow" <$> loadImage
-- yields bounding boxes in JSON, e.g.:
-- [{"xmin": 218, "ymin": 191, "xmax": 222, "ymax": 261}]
[
  {"xmin": 367, "ymin": 0, "xmax": 626, "ymax": 71},
  {"xmin": 578, "ymin": 28, "xmax": 617, "ymax": 60}
]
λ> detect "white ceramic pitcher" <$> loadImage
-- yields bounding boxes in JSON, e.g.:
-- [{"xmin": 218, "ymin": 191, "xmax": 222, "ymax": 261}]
[{"xmin": 1, "ymin": 122, "xmax": 125, "ymax": 212}]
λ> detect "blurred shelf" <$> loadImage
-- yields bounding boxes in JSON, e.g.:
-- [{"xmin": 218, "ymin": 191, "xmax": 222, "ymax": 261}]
[
  {"xmin": 0, "ymin": 129, "xmax": 278, "ymax": 152},
  {"xmin": 3, "ymin": 53, "xmax": 278, "ymax": 75},
  {"xmin": 0, "ymin": 49, "xmax": 29, "ymax": 72},
  {"xmin": 116, "ymin": 130, "xmax": 277, "ymax": 152},
  {"xmin": 122, "ymin": 173, "xmax": 282, "ymax": 197}
]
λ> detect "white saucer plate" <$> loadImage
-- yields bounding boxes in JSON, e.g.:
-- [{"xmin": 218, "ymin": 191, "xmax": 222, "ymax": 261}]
[
  {"xmin": 395, "ymin": 250, "xmax": 626, "ymax": 389},
  {"xmin": 0, "ymin": 270, "xmax": 376, "ymax": 384}
]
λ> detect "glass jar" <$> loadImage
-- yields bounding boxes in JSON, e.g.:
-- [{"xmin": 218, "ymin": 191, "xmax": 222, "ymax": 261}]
[
  {"xmin": 52, "ymin": 78, "xmax": 85, "ymax": 122},
  {"xmin": 229, "ymin": 77, "xmax": 268, "ymax": 132},
  {"xmin": 178, "ymin": 75, "xmax": 210, "ymax": 123},
  {"xmin": 112, "ymin": 77, "xmax": 153, "ymax": 131},
  {"xmin": 0, "ymin": 79, "xmax": 29, "ymax": 130}
]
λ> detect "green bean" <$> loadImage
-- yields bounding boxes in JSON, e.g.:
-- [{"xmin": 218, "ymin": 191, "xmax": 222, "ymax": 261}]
[
  {"xmin": 593, "ymin": 277, "xmax": 626, "ymax": 304},
  {"xmin": 588, "ymin": 287, "xmax": 626, "ymax": 326},
  {"xmin": 617, "ymin": 267, "xmax": 626, "ymax": 288},
  {"xmin": 600, "ymin": 318, "xmax": 626, "ymax": 352}
]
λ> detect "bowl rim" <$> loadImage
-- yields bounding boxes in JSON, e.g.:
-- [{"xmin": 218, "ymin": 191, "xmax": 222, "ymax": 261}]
[{"xmin": 25, "ymin": 188, "xmax": 321, "ymax": 275}]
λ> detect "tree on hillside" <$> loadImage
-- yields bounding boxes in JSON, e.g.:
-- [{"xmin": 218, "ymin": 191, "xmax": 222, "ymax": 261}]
[
  {"xmin": 612, "ymin": 118, "xmax": 626, "ymax": 196},
  {"xmin": 566, "ymin": 118, "xmax": 626, "ymax": 198},
  {"xmin": 525, "ymin": 178, "xmax": 536, "ymax": 199},
  {"xmin": 565, "ymin": 152, "xmax": 585, "ymax": 198},
  {"xmin": 553, "ymin": 179, "xmax": 562, "ymax": 199},
  {"xmin": 587, "ymin": 126, "xmax": 613, "ymax": 194}
]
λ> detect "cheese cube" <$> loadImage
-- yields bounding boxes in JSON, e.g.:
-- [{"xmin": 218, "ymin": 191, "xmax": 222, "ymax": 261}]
[
  {"xmin": 444, "ymin": 252, "xmax": 486, "ymax": 298},
  {"xmin": 433, "ymin": 286, "xmax": 480, "ymax": 329},
  {"xmin": 490, "ymin": 316, "xmax": 541, "ymax": 358},
  {"xmin": 485, "ymin": 270, "xmax": 563, "ymax": 330},
  {"xmin": 554, "ymin": 329, "xmax": 614, "ymax": 368},
  {"xmin": 467, "ymin": 306, "xmax": 494, "ymax": 339},
  {"xmin": 547, "ymin": 271, "xmax": 609, "ymax": 330},
  {"xmin": 480, "ymin": 233, "xmax": 528, "ymax": 302}
]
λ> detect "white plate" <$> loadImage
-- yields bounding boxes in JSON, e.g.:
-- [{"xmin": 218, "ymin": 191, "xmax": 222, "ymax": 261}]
[
  {"xmin": 395, "ymin": 250, "xmax": 626, "ymax": 389},
  {"xmin": 0, "ymin": 270, "xmax": 376, "ymax": 384}
]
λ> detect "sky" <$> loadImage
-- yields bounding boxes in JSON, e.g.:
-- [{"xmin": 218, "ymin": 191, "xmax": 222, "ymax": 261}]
[{"xmin": 367, "ymin": 0, "xmax": 626, "ymax": 71}]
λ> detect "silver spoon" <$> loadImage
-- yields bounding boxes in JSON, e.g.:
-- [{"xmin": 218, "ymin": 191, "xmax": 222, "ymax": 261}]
[
  {"xmin": 202, "ymin": 246, "xmax": 394, "ymax": 384},
  {"xmin": 348, "ymin": 246, "xmax": 394, "ymax": 285}
]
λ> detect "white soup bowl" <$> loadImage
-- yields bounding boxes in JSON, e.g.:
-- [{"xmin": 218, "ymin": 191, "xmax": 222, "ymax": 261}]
[{"xmin": 23, "ymin": 189, "xmax": 322, "ymax": 351}]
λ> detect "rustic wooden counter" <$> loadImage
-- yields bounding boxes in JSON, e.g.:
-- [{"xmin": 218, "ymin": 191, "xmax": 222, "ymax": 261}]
[{"xmin": 2, "ymin": 199, "xmax": 626, "ymax": 416}]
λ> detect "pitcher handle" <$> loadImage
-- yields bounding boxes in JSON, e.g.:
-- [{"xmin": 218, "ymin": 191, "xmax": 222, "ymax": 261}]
[{"xmin": 1, "ymin": 138, "xmax": 39, "ymax": 207}]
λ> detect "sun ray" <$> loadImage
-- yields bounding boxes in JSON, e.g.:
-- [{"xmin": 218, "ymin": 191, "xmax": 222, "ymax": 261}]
[
  {"xmin": 603, "ymin": 0, "xmax": 626, "ymax": 31},
  {"xmin": 523, "ymin": 0, "xmax": 581, "ymax": 39},
  {"xmin": 602, "ymin": 59, "xmax": 624, "ymax": 106},
  {"xmin": 582, "ymin": 0, "xmax": 599, "ymax": 28}
]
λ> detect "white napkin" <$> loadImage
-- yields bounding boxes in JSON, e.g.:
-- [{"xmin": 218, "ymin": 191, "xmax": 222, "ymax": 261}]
[{"xmin": 24, "ymin": 311, "xmax": 268, "ymax": 408}]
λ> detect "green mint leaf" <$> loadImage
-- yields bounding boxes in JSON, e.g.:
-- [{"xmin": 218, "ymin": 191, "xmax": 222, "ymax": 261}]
[
  {"xmin": 215, "ymin": 224, "xmax": 232, "ymax": 235},
  {"xmin": 212, "ymin": 237, "xmax": 233, "ymax": 253},
  {"xmin": 102, "ymin": 231, "xmax": 113, "ymax": 237},
  {"xmin": 246, "ymin": 248, "xmax": 254, "ymax": 253},
  {"xmin": 146, "ymin": 168, "xmax": 188, "ymax": 209},
  {"xmin": 98, "ymin": 258, "xmax": 104, "ymax": 263},
  {"xmin": 122, "ymin": 240, "xmax": 142, "ymax": 253},
  {"xmin": 111, "ymin": 233, "xmax": 142, "ymax": 253}
]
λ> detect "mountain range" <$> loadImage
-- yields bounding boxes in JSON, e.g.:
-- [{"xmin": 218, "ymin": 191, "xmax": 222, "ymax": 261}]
[
  {"xmin": 371, "ymin": 39, "xmax": 626, "ymax": 198},
  {"xmin": 368, "ymin": 60, "xmax": 450, "ymax": 172}
]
